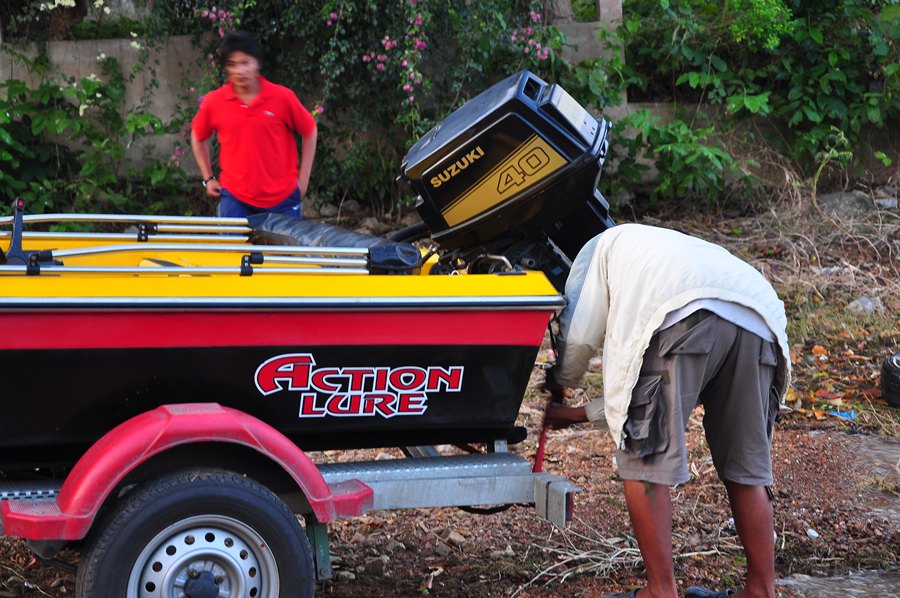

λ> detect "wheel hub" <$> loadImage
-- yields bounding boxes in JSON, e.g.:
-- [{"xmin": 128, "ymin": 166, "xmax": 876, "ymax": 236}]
[
  {"xmin": 132, "ymin": 517, "xmax": 277, "ymax": 598},
  {"xmin": 183, "ymin": 570, "xmax": 219, "ymax": 598}
]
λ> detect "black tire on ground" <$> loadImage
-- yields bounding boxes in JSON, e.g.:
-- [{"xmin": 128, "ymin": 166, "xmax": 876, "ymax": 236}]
[
  {"xmin": 883, "ymin": 353, "xmax": 900, "ymax": 408},
  {"xmin": 75, "ymin": 469, "xmax": 314, "ymax": 598}
]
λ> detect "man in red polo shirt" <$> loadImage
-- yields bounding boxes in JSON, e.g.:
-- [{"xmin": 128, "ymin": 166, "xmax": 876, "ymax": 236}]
[{"xmin": 191, "ymin": 30, "xmax": 317, "ymax": 218}]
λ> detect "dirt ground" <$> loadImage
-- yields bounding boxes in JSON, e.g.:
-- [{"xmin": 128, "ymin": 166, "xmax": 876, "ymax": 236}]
[
  {"xmin": 315, "ymin": 414, "xmax": 899, "ymax": 598},
  {"xmin": 1, "ymin": 208, "xmax": 898, "ymax": 597}
]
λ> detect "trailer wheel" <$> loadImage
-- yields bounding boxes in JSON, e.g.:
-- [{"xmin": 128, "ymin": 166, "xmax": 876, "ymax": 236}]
[{"xmin": 75, "ymin": 469, "xmax": 314, "ymax": 598}]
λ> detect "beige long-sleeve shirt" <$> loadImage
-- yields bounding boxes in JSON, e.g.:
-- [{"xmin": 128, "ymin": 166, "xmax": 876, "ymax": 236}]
[{"xmin": 554, "ymin": 224, "xmax": 791, "ymax": 446}]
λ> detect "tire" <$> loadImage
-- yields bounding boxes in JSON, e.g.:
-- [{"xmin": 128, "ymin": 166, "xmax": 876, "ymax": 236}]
[
  {"xmin": 75, "ymin": 469, "xmax": 314, "ymax": 598},
  {"xmin": 883, "ymin": 353, "xmax": 900, "ymax": 408}
]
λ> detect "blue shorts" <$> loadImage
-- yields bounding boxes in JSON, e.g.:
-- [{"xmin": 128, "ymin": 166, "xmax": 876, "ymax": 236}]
[{"xmin": 217, "ymin": 187, "xmax": 302, "ymax": 219}]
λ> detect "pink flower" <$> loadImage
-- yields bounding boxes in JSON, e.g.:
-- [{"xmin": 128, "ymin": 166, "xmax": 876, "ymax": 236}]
[
  {"xmin": 403, "ymin": 84, "xmax": 412, "ymax": 92},
  {"xmin": 362, "ymin": 54, "xmax": 371, "ymax": 62},
  {"xmin": 408, "ymin": 95, "xmax": 415, "ymax": 103},
  {"xmin": 524, "ymin": 47, "xmax": 530, "ymax": 55},
  {"xmin": 201, "ymin": 10, "xmax": 208, "ymax": 17},
  {"xmin": 377, "ymin": 54, "xmax": 387, "ymax": 62},
  {"xmin": 530, "ymin": 11, "xmax": 541, "ymax": 23},
  {"xmin": 326, "ymin": 20, "xmax": 332, "ymax": 26},
  {"xmin": 415, "ymin": 39, "xmax": 427, "ymax": 50},
  {"xmin": 330, "ymin": 12, "xmax": 338, "ymax": 19},
  {"xmin": 376, "ymin": 63, "xmax": 385, "ymax": 72},
  {"xmin": 401, "ymin": 59, "xmax": 408, "ymax": 67},
  {"xmin": 413, "ymin": 14, "xmax": 423, "ymax": 26}
]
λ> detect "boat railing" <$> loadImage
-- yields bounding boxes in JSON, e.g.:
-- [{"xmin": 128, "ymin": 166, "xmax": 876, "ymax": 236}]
[
  {"xmin": 0, "ymin": 213, "xmax": 253, "ymax": 243},
  {"xmin": 0, "ymin": 205, "xmax": 420, "ymax": 277},
  {"xmin": 0, "ymin": 212, "xmax": 251, "ymax": 227}
]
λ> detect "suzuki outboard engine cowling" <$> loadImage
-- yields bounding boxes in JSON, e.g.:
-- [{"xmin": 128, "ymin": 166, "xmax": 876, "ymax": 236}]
[{"xmin": 400, "ymin": 70, "xmax": 615, "ymax": 290}]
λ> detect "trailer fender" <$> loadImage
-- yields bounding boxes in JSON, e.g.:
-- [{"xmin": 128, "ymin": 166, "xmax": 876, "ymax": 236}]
[{"xmin": 1, "ymin": 403, "xmax": 372, "ymax": 541}]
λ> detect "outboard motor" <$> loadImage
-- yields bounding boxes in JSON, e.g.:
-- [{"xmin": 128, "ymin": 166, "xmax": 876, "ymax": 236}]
[{"xmin": 399, "ymin": 70, "xmax": 614, "ymax": 290}]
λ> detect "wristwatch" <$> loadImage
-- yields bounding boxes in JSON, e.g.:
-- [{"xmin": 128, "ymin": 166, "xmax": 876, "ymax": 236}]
[{"xmin": 202, "ymin": 175, "xmax": 217, "ymax": 187}]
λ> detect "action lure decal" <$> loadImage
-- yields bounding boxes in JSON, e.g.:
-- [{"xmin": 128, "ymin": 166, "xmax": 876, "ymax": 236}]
[{"xmin": 255, "ymin": 353, "xmax": 464, "ymax": 418}]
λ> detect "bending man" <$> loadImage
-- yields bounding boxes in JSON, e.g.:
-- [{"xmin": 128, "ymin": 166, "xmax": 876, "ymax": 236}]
[{"xmin": 545, "ymin": 224, "xmax": 790, "ymax": 598}]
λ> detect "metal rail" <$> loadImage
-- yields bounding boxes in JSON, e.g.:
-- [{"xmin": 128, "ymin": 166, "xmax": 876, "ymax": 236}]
[
  {"xmin": 0, "ymin": 481, "xmax": 61, "ymax": 502},
  {"xmin": 0, "ymin": 213, "xmax": 250, "ymax": 227},
  {"xmin": 0, "ymin": 232, "xmax": 251, "ymax": 243},
  {"xmin": 0, "ymin": 453, "xmax": 579, "ymax": 531},
  {"xmin": 48, "ymin": 242, "xmax": 369, "ymax": 260},
  {"xmin": 0, "ymin": 265, "xmax": 370, "ymax": 276},
  {"xmin": 318, "ymin": 452, "xmax": 578, "ymax": 529}
]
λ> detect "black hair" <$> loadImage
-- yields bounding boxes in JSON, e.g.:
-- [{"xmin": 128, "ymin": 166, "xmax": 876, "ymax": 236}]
[{"xmin": 220, "ymin": 30, "xmax": 263, "ymax": 66}]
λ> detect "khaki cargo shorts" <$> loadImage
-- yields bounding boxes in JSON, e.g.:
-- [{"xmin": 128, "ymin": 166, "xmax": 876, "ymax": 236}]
[{"xmin": 616, "ymin": 310, "xmax": 779, "ymax": 487}]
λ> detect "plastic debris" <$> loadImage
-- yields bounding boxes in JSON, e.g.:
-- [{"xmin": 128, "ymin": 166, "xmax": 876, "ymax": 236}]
[{"xmin": 828, "ymin": 409, "xmax": 857, "ymax": 421}]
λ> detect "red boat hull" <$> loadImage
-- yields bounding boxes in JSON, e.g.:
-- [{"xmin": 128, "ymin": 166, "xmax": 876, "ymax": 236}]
[{"xmin": 1, "ymin": 307, "xmax": 550, "ymax": 468}]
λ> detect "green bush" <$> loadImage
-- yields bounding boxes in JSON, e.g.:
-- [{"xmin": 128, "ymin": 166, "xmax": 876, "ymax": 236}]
[
  {"xmin": 3, "ymin": 0, "xmax": 897, "ymax": 217},
  {"xmin": 618, "ymin": 0, "xmax": 899, "ymax": 175},
  {"xmin": 609, "ymin": 109, "xmax": 751, "ymax": 205},
  {"xmin": 0, "ymin": 48, "xmax": 194, "ymax": 217},
  {"xmin": 206, "ymin": 0, "xmax": 776, "ymax": 207}
]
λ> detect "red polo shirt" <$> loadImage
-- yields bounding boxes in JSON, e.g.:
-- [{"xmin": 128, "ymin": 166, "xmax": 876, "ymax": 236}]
[{"xmin": 192, "ymin": 77, "xmax": 316, "ymax": 208}]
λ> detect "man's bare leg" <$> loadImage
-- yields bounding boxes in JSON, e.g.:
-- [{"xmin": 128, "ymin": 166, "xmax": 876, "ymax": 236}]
[
  {"xmin": 623, "ymin": 480, "xmax": 678, "ymax": 598},
  {"xmin": 725, "ymin": 481, "xmax": 776, "ymax": 598}
]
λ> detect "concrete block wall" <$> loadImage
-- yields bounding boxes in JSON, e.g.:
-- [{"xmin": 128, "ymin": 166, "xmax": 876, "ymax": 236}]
[{"xmin": 2, "ymin": 35, "xmax": 205, "ymax": 165}]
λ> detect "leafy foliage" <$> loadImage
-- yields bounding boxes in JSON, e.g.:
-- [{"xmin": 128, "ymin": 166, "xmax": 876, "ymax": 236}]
[
  {"xmin": 0, "ymin": 47, "xmax": 194, "ymax": 217},
  {"xmin": 2, "ymin": 0, "xmax": 897, "ymax": 216},
  {"xmin": 611, "ymin": 109, "xmax": 751, "ymax": 204},
  {"xmin": 618, "ymin": 0, "xmax": 899, "ymax": 175}
]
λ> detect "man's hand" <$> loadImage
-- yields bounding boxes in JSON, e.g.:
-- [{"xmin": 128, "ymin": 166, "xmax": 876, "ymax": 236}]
[
  {"xmin": 541, "ymin": 366, "xmax": 566, "ymax": 402},
  {"xmin": 205, "ymin": 178, "xmax": 222, "ymax": 198},
  {"xmin": 544, "ymin": 403, "xmax": 588, "ymax": 430}
]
